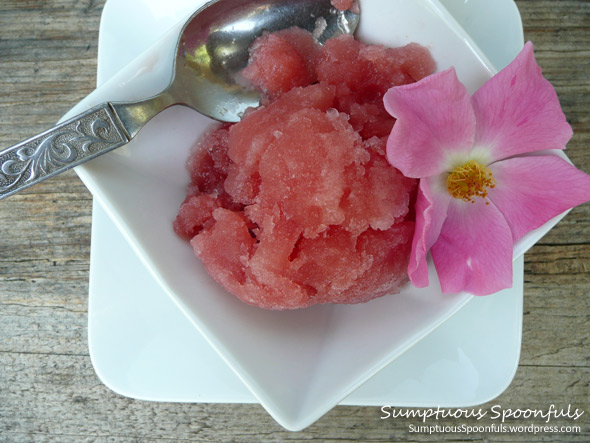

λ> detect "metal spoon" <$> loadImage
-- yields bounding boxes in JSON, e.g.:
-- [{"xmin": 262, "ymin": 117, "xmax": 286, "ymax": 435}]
[{"xmin": 0, "ymin": 0, "xmax": 360, "ymax": 200}]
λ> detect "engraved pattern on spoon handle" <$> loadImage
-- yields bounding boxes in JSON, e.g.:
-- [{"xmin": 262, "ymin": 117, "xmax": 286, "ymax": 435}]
[{"xmin": 0, "ymin": 103, "xmax": 129, "ymax": 200}]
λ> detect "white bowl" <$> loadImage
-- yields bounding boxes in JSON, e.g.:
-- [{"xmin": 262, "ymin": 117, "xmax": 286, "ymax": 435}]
[{"xmin": 62, "ymin": 0, "xmax": 561, "ymax": 431}]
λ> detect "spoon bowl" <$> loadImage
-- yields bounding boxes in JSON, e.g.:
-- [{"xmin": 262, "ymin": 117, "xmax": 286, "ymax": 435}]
[
  {"xmin": 177, "ymin": 0, "xmax": 360, "ymax": 121},
  {"xmin": 0, "ymin": 0, "xmax": 359, "ymax": 199}
]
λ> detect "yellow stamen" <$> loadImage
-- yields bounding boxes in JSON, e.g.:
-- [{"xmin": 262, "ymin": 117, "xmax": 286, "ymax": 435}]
[{"xmin": 446, "ymin": 160, "xmax": 496, "ymax": 204}]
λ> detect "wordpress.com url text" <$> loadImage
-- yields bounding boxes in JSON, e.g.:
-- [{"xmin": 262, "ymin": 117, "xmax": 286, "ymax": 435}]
[{"xmin": 409, "ymin": 423, "xmax": 582, "ymax": 435}]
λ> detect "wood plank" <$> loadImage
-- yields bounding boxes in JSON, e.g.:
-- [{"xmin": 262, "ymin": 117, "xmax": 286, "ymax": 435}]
[{"xmin": 1, "ymin": 352, "xmax": 588, "ymax": 441}]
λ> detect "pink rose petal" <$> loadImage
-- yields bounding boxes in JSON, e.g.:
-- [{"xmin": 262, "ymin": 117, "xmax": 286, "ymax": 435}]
[
  {"xmin": 384, "ymin": 42, "xmax": 589, "ymax": 297},
  {"xmin": 472, "ymin": 42, "xmax": 573, "ymax": 162},
  {"xmin": 431, "ymin": 198, "xmax": 514, "ymax": 295},
  {"xmin": 408, "ymin": 177, "xmax": 451, "ymax": 288},
  {"xmin": 488, "ymin": 154, "xmax": 590, "ymax": 243},
  {"xmin": 384, "ymin": 68, "xmax": 476, "ymax": 178}
]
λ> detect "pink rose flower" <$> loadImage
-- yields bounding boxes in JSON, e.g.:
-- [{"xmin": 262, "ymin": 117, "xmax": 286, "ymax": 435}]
[{"xmin": 384, "ymin": 42, "xmax": 590, "ymax": 295}]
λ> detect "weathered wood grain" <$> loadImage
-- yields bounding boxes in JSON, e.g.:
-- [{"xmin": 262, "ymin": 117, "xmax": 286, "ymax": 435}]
[{"xmin": 0, "ymin": 0, "xmax": 588, "ymax": 441}]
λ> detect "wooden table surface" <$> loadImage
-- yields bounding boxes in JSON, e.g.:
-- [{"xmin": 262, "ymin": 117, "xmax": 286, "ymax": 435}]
[{"xmin": 0, "ymin": 0, "xmax": 588, "ymax": 441}]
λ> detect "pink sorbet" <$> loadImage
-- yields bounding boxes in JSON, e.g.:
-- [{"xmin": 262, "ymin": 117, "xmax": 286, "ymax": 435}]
[
  {"xmin": 331, "ymin": 0, "xmax": 356, "ymax": 12},
  {"xmin": 174, "ymin": 29, "xmax": 435, "ymax": 309}
]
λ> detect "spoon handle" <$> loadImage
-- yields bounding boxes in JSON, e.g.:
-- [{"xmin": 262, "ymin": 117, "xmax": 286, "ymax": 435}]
[{"xmin": 0, "ymin": 103, "xmax": 129, "ymax": 200}]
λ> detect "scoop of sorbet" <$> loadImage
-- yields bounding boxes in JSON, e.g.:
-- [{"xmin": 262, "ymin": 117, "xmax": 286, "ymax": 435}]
[{"xmin": 174, "ymin": 29, "xmax": 435, "ymax": 309}]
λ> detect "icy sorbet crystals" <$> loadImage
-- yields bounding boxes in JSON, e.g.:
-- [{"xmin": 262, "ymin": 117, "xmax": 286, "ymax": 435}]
[{"xmin": 174, "ymin": 28, "xmax": 435, "ymax": 309}]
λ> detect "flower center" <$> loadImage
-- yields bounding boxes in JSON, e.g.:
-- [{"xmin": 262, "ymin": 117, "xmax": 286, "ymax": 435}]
[{"xmin": 446, "ymin": 160, "xmax": 496, "ymax": 203}]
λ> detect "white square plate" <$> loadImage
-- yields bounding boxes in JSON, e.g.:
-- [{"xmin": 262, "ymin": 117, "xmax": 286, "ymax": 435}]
[
  {"xmin": 64, "ymin": 0, "xmax": 543, "ymax": 431},
  {"xmin": 89, "ymin": 199, "xmax": 524, "ymax": 407}
]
